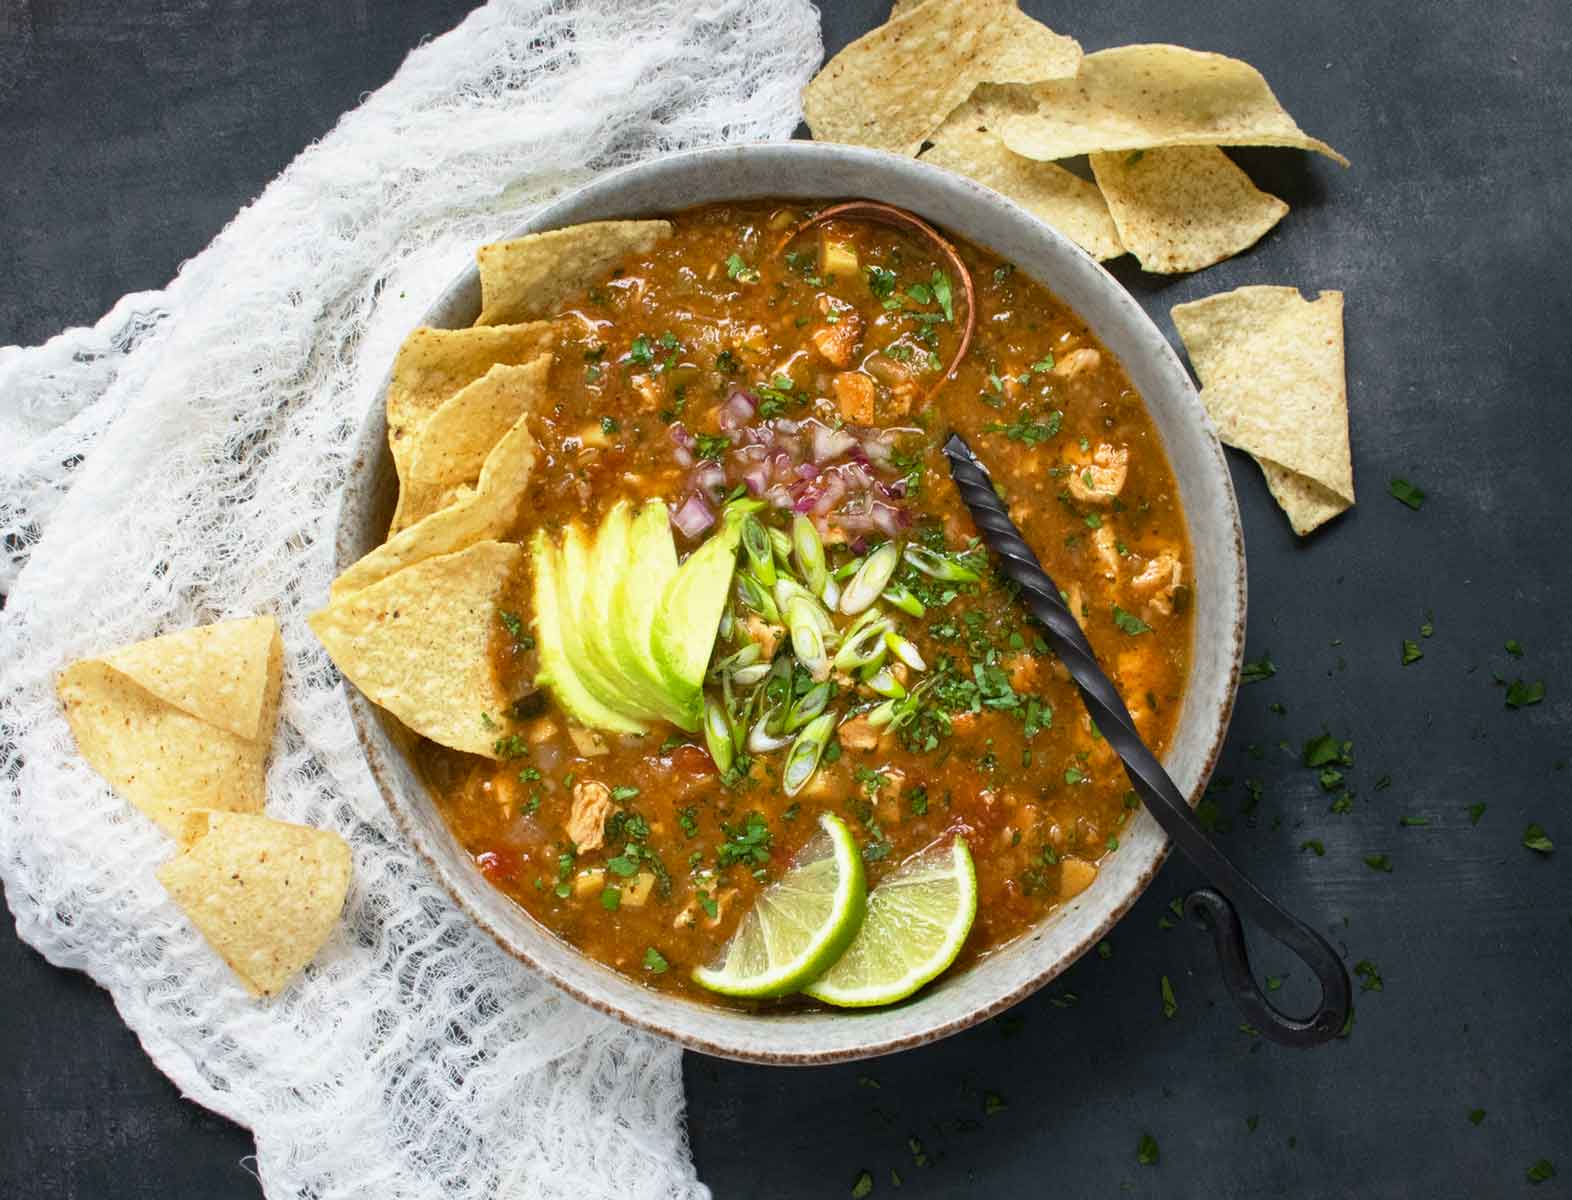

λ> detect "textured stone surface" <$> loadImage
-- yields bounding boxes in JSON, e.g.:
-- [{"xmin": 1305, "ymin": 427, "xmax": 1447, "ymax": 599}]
[{"xmin": 3, "ymin": 1, "xmax": 1570, "ymax": 1196}]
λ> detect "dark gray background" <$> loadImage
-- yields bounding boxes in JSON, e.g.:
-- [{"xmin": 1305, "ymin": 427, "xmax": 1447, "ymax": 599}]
[{"xmin": 2, "ymin": 1, "xmax": 1568, "ymax": 1196}]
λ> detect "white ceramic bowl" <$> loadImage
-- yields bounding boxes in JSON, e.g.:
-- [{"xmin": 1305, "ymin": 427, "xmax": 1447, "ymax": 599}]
[{"xmin": 334, "ymin": 142, "xmax": 1246, "ymax": 1064}]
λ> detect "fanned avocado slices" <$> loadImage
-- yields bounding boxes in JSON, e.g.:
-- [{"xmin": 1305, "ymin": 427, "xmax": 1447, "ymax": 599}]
[
  {"xmin": 529, "ymin": 532, "xmax": 646, "ymax": 735},
  {"xmin": 652, "ymin": 503, "xmax": 758, "ymax": 698},
  {"xmin": 609, "ymin": 500, "xmax": 701, "ymax": 731}
]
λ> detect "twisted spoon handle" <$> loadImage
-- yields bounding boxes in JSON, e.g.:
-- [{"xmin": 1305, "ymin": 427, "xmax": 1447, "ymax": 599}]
[{"xmin": 943, "ymin": 434, "xmax": 1351, "ymax": 1047}]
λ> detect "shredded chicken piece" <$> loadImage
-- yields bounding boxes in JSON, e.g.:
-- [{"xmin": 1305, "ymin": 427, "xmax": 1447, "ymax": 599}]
[
  {"xmin": 567, "ymin": 725, "xmax": 608, "ymax": 757},
  {"xmin": 1058, "ymin": 857, "xmax": 1098, "ymax": 900},
  {"xmin": 566, "ymin": 780, "xmax": 613, "ymax": 851},
  {"xmin": 1092, "ymin": 524, "xmax": 1120, "ymax": 579},
  {"xmin": 808, "ymin": 297, "xmax": 863, "ymax": 367},
  {"xmin": 743, "ymin": 614, "xmax": 784, "ymax": 660},
  {"xmin": 1052, "ymin": 347, "xmax": 1101, "ymax": 378},
  {"xmin": 831, "ymin": 370, "xmax": 876, "ymax": 424},
  {"xmin": 837, "ymin": 715, "xmax": 882, "ymax": 751},
  {"xmin": 1132, "ymin": 551, "xmax": 1183, "ymax": 616},
  {"xmin": 1006, "ymin": 653, "xmax": 1039, "ymax": 692},
  {"xmin": 1066, "ymin": 443, "xmax": 1128, "ymax": 505},
  {"xmin": 1114, "ymin": 650, "xmax": 1161, "ymax": 731}
]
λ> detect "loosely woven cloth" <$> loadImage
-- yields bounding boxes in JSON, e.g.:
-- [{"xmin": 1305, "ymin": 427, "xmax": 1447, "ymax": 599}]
[{"xmin": 0, "ymin": 3, "xmax": 821, "ymax": 1196}]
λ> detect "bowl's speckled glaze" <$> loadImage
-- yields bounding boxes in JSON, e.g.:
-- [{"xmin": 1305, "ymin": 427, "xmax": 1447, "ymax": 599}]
[{"xmin": 334, "ymin": 142, "xmax": 1246, "ymax": 1064}]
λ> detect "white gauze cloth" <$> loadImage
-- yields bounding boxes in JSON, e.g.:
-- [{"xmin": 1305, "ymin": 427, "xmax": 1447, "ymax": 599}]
[{"xmin": 0, "ymin": 2, "xmax": 821, "ymax": 1197}]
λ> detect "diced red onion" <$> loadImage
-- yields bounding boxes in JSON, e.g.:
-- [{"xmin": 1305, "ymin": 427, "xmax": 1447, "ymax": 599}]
[
  {"xmin": 809, "ymin": 421, "xmax": 858, "ymax": 464},
  {"xmin": 673, "ymin": 446, "xmax": 694, "ymax": 468},
  {"xmin": 795, "ymin": 461, "xmax": 820, "ymax": 481},
  {"xmin": 670, "ymin": 494, "xmax": 715, "ymax": 539},
  {"xmin": 717, "ymin": 387, "xmax": 758, "ymax": 432},
  {"xmin": 742, "ymin": 464, "xmax": 769, "ymax": 496},
  {"xmin": 693, "ymin": 462, "xmax": 727, "ymax": 495},
  {"xmin": 869, "ymin": 501, "xmax": 907, "ymax": 537},
  {"xmin": 764, "ymin": 484, "xmax": 794, "ymax": 509},
  {"xmin": 670, "ymin": 422, "xmax": 695, "ymax": 450}
]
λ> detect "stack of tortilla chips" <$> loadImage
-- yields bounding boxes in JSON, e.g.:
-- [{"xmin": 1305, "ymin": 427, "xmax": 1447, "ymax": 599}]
[
  {"xmin": 308, "ymin": 220, "xmax": 676, "ymax": 758},
  {"xmin": 803, "ymin": 0, "xmax": 1346, "ymax": 273},
  {"xmin": 58, "ymin": 616, "xmax": 352, "ymax": 996}
]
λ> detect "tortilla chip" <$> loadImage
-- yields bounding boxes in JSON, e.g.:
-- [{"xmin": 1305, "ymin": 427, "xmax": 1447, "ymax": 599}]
[
  {"xmin": 331, "ymin": 404, "xmax": 537, "ymax": 599},
  {"xmin": 994, "ymin": 44, "xmax": 1348, "ymax": 166},
  {"xmin": 1089, "ymin": 146, "xmax": 1287, "ymax": 273},
  {"xmin": 475, "ymin": 221, "xmax": 672, "ymax": 327},
  {"xmin": 408, "ymin": 355, "xmax": 552, "ymax": 488},
  {"xmin": 58, "ymin": 660, "xmax": 270, "ymax": 837},
  {"xmin": 803, "ymin": 0, "xmax": 1080, "ymax": 157},
  {"xmin": 310, "ymin": 540, "xmax": 522, "ymax": 757},
  {"xmin": 385, "ymin": 322, "xmax": 556, "ymax": 517},
  {"xmin": 922, "ymin": 97, "xmax": 1124, "ymax": 260},
  {"xmin": 1259, "ymin": 458, "xmax": 1350, "ymax": 535},
  {"xmin": 157, "ymin": 811, "xmax": 351, "ymax": 997},
  {"xmin": 95, "ymin": 616, "xmax": 281, "ymax": 740},
  {"xmin": 1171, "ymin": 286, "xmax": 1352, "ymax": 534}
]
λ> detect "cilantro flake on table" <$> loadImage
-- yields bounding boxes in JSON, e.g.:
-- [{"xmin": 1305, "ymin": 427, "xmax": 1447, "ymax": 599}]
[
  {"xmin": 1240, "ymin": 652, "xmax": 1277, "ymax": 683},
  {"xmin": 1363, "ymin": 854, "xmax": 1393, "ymax": 873},
  {"xmin": 1137, "ymin": 1132, "xmax": 1160, "ymax": 1166},
  {"xmin": 850, "ymin": 1169, "xmax": 874, "ymax": 1198},
  {"xmin": 1387, "ymin": 477, "xmax": 1426, "ymax": 509},
  {"xmin": 1527, "ymin": 1160, "xmax": 1555, "ymax": 1184},
  {"xmin": 1505, "ymin": 639, "xmax": 1525, "ymax": 657},
  {"xmin": 1160, "ymin": 974, "xmax": 1177, "ymax": 1019},
  {"xmin": 1354, "ymin": 959, "xmax": 1383, "ymax": 991},
  {"xmin": 1468, "ymin": 802, "xmax": 1488, "ymax": 825},
  {"xmin": 1523, "ymin": 823, "xmax": 1554, "ymax": 854},
  {"xmin": 1505, "ymin": 679, "xmax": 1545, "ymax": 708},
  {"xmin": 1468, "ymin": 1108, "xmax": 1487, "ymax": 1126},
  {"xmin": 1301, "ymin": 839, "xmax": 1325, "ymax": 856},
  {"xmin": 1401, "ymin": 639, "xmax": 1424, "ymax": 665}
]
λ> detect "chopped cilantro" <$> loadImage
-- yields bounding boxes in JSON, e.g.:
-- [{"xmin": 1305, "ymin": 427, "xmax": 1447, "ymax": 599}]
[
  {"xmin": 725, "ymin": 252, "xmax": 759, "ymax": 283},
  {"xmin": 1137, "ymin": 1132, "xmax": 1160, "ymax": 1166},
  {"xmin": 865, "ymin": 265, "xmax": 897, "ymax": 299},
  {"xmin": 694, "ymin": 432, "xmax": 731, "ymax": 461},
  {"xmin": 1468, "ymin": 802, "xmax": 1487, "ymax": 825},
  {"xmin": 493, "ymin": 734, "xmax": 529, "ymax": 759},
  {"xmin": 1527, "ymin": 1160, "xmax": 1555, "ymax": 1184},
  {"xmin": 930, "ymin": 270, "xmax": 954, "ymax": 321},
  {"xmin": 1240, "ymin": 653, "xmax": 1276, "ymax": 684},
  {"xmin": 1505, "ymin": 639, "xmax": 1525, "ymax": 657},
  {"xmin": 600, "ymin": 415, "xmax": 620, "ymax": 435},
  {"xmin": 1505, "ymin": 679, "xmax": 1545, "ymax": 708},
  {"xmin": 1387, "ymin": 477, "xmax": 1426, "ymax": 509},
  {"xmin": 1523, "ymin": 823, "xmax": 1554, "ymax": 853},
  {"xmin": 983, "ymin": 1091, "xmax": 1007, "ymax": 1116},
  {"xmin": 983, "ymin": 406, "xmax": 1063, "ymax": 445},
  {"xmin": 714, "ymin": 349, "xmax": 738, "ymax": 375},
  {"xmin": 1363, "ymin": 854, "xmax": 1393, "ymax": 873},
  {"xmin": 1160, "ymin": 974, "xmax": 1177, "ymax": 1018},
  {"xmin": 1029, "ymin": 353, "xmax": 1055, "ymax": 372},
  {"xmin": 610, "ymin": 785, "xmax": 640, "ymax": 803},
  {"xmin": 1247, "ymin": 1115, "xmax": 1259, "ymax": 1133},
  {"xmin": 628, "ymin": 334, "xmax": 653, "ymax": 366},
  {"xmin": 600, "ymin": 886, "xmax": 621, "ymax": 911},
  {"xmin": 1303, "ymin": 733, "xmax": 1352, "ymax": 768},
  {"xmin": 718, "ymin": 811, "xmax": 772, "ymax": 869},
  {"xmin": 1113, "ymin": 605, "xmax": 1152, "ymax": 635},
  {"xmin": 1468, "ymin": 1108, "xmax": 1486, "ymax": 1126},
  {"xmin": 1401, "ymin": 639, "xmax": 1423, "ymax": 665},
  {"xmin": 851, "ymin": 1170, "xmax": 873, "ymax": 1198},
  {"xmin": 1354, "ymin": 959, "xmax": 1383, "ymax": 991},
  {"xmin": 1399, "ymin": 815, "xmax": 1429, "ymax": 827},
  {"xmin": 1097, "ymin": 940, "xmax": 1113, "ymax": 959},
  {"xmin": 642, "ymin": 946, "xmax": 669, "ymax": 973},
  {"xmin": 1301, "ymin": 839, "xmax": 1325, "ymax": 856}
]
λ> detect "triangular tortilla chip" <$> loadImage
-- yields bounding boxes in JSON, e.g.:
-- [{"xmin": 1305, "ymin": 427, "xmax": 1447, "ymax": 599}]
[
  {"xmin": 58, "ymin": 660, "xmax": 269, "ymax": 837},
  {"xmin": 1259, "ymin": 457, "xmax": 1351, "ymax": 536},
  {"xmin": 475, "ymin": 221, "xmax": 672, "ymax": 327},
  {"xmin": 1089, "ymin": 146, "xmax": 1287, "ymax": 274},
  {"xmin": 96, "ymin": 615, "xmax": 281, "ymax": 740},
  {"xmin": 803, "ymin": 0, "xmax": 1080, "ymax": 156},
  {"xmin": 158, "ymin": 811, "xmax": 351, "ymax": 997},
  {"xmin": 385, "ymin": 322, "xmax": 556, "ymax": 513},
  {"xmin": 922, "ymin": 96, "xmax": 1124, "ymax": 260},
  {"xmin": 331, "ymin": 404, "xmax": 537, "ymax": 599},
  {"xmin": 994, "ymin": 44, "xmax": 1347, "ymax": 165},
  {"xmin": 310, "ymin": 540, "xmax": 523, "ymax": 757},
  {"xmin": 408, "ymin": 355, "xmax": 552, "ymax": 488}
]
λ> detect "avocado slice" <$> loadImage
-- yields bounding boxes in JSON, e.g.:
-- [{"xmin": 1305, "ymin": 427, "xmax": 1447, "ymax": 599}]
[
  {"xmin": 582, "ymin": 501, "xmax": 689, "ymax": 725},
  {"xmin": 608, "ymin": 500, "xmax": 700, "ymax": 730},
  {"xmin": 557, "ymin": 522, "xmax": 664, "ymax": 723},
  {"xmin": 651, "ymin": 510, "xmax": 747, "ymax": 699},
  {"xmin": 530, "ymin": 531, "xmax": 646, "ymax": 735}
]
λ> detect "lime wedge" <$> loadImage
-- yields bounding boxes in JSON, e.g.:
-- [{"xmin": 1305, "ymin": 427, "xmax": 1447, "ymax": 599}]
[
  {"xmin": 692, "ymin": 813, "xmax": 866, "ymax": 999},
  {"xmin": 805, "ymin": 837, "xmax": 976, "ymax": 1008}
]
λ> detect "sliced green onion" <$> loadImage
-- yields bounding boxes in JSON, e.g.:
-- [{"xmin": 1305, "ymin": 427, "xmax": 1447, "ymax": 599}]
[
  {"xmin": 717, "ymin": 607, "xmax": 734, "ymax": 642},
  {"xmin": 782, "ymin": 711, "xmax": 836, "ymax": 796},
  {"xmin": 840, "ymin": 542, "xmax": 900, "ymax": 614},
  {"xmin": 856, "ymin": 646, "xmax": 889, "ymax": 681},
  {"xmin": 784, "ymin": 679, "xmax": 833, "ymax": 733},
  {"xmin": 747, "ymin": 714, "xmax": 792, "ymax": 753},
  {"xmin": 884, "ymin": 630, "xmax": 927, "ymax": 672},
  {"xmin": 786, "ymin": 596, "xmax": 829, "ymax": 680},
  {"xmin": 881, "ymin": 583, "xmax": 926, "ymax": 618},
  {"xmin": 768, "ymin": 525, "xmax": 793, "ymax": 562},
  {"xmin": 833, "ymin": 556, "xmax": 863, "ymax": 582},
  {"xmin": 865, "ymin": 699, "xmax": 897, "ymax": 728},
  {"xmin": 866, "ymin": 668, "xmax": 906, "ymax": 699},
  {"xmin": 703, "ymin": 698, "xmax": 734, "ymax": 775},
  {"xmin": 776, "ymin": 578, "xmax": 835, "ymax": 639},
  {"xmin": 832, "ymin": 615, "xmax": 892, "ymax": 672},
  {"xmin": 792, "ymin": 514, "xmax": 828, "ymax": 594},
  {"xmin": 732, "ymin": 662, "xmax": 771, "ymax": 686},
  {"xmin": 711, "ymin": 644, "xmax": 762, "ymax": 677},
  {"xmin": 735, "ymin": 572, "xmax": 780, "ymax": 622},
  {"xmin": 903, "ymin": 544, "xmax": 980, "ymax": 582},
  {"xmin": 821, "ymin": 575, "xmax": 841, "ymax": 610},
  {"xmin": 741, "ymin": 516, "xmax": 776, "ymax": 586}
]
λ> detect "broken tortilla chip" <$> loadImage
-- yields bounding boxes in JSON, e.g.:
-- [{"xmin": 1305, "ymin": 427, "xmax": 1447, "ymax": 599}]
[
  {"xmin": 96, "ymin": 615, "xmax": 281, "ymax": 740},
  {"xmin": 1090, "ymin": 146, "xmax": 1287, "ymax": 274},
  {"xmin": 57, "ymin": 616, "xmax": 283, "ymax": 837},
  {"xmin": 994, "ymin": 44, "xmax": 1347, "ymax": 166},
  {"xmin": 332, "ymin": 403, "xmax": 537, "ymax": 599},
  {"xmin": 158, "ymin": 811, "xmax": 351, "ymax": 997},
  {"xmin": 475, "ymin": 220, "xmax": 673, "ymax": 327},
  {"xmin": 408, "ymin": 355, "xmax": 552, "ymax": 488},
  {"xmin": 803, "ymin": 0, "xmax": 1080, "ymax": 157},
  {"xmin": 922, "ymin": 96, "xmax": 1124, "ymax": 261},
  {"xmin": 385, "ymin": 322, "xmax": 556, "ymax": 523},
  {"xmin": 310, "ymin": 539, "xmax": 522, "ymax": 756},
  {"xmin": 1172, "ymin": 286, "xmax": 1351, "ymax": 534}
]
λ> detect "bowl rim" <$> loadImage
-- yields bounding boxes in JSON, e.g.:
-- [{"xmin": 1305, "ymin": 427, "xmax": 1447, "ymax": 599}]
[{"xmin": 334, "ymin": 141, "xmax": 1246, "ymax": 1064}]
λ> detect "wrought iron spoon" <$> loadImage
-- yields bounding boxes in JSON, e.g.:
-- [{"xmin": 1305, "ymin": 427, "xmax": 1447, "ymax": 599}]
[{"xmin": 944, "ymin": 434, "xmax": 1352, "ymax": 1047}]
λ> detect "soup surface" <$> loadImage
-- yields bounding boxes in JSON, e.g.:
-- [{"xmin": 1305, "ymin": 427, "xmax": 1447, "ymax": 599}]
[{"xmin": 414, "ymin": 201, "xmax": 1192, "ymax": 1005}]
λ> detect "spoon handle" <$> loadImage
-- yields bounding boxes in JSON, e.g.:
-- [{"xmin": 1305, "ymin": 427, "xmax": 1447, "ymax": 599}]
[{"xmin": 943, "ymin": 434, "xmax": 1351, "ymax": 1047}]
